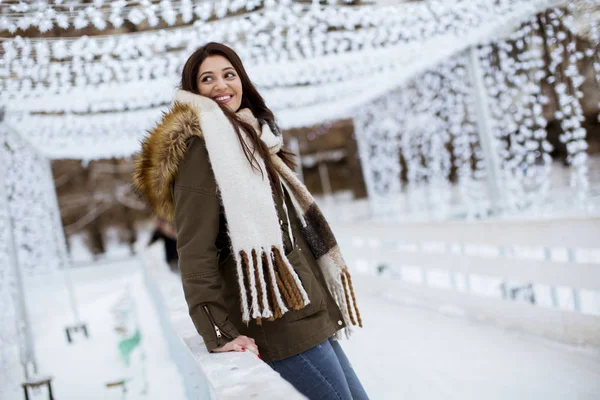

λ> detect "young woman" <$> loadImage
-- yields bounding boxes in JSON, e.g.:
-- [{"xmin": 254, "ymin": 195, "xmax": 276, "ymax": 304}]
[{"xmin": 134, "ymin": 42, "xmax": 368, "ymax": 400}]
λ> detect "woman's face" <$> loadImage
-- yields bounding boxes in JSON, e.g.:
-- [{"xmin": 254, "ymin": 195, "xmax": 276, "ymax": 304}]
[{"xmin": 197, "ymin": 55, "xmax": 243, "ymax": 112}]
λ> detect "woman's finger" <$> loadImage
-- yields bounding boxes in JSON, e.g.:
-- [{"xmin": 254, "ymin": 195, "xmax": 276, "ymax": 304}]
[
  {"xmin": 232, "ymin": 343, "xmax": 245, "ymax": 352},
  {"xmin": 245, "ymin": 344, "xmax": 259, "ymax": 356}
]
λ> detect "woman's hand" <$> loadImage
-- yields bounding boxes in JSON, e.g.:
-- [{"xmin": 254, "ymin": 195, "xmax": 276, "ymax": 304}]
[{"xmin": 213, "ymin": 335, "xmax": 260, "ymax": 357}]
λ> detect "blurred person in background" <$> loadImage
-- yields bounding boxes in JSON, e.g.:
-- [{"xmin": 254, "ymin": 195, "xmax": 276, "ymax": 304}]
[
  {"xmin": 134, "ymin": 42, "xmax": 368, "ymax": 400},
  {"xmin": 148, "ymin": 217, "xmax": 179, "ymax": 272}
]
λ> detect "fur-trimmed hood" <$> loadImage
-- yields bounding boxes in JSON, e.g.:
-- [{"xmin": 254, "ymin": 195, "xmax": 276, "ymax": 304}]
[
  {"xmin": 133, "ymin": 102, "xmax": 203, "ymax": 221},
  {"xmin": 133, "ymin": 93, "xmax": 263, "ymax": 221}
]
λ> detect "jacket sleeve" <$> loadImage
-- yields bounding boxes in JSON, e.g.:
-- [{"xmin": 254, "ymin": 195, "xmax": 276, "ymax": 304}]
[{"xmin": 173, "ymin": 136, "xmax": 241, "ymax": 352}]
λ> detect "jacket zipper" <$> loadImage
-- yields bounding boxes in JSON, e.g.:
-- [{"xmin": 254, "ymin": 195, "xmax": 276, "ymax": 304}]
[{"xmin": 202, "ymin": 305, "xmax": 233, "ymax": 345}]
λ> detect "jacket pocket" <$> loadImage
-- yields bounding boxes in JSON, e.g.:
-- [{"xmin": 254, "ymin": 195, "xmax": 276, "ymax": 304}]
[
  {"xmin": 283, "ymin": 246, "xmax": 327, "ymax": 322},
  {"xmin": 202, "ymin": 305, "xmax": 234, "ymax": 347}
]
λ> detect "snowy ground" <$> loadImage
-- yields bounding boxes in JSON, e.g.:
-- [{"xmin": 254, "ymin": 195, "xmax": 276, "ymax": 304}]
[
  {"xmin": 9, "ymin": 260, "xmax": 187, "ymax": 400},
  {"xmin": 5, "ymin": 248, "xmax": 600, "ymax": 400},
  {"xmin": 5, "ymin": 201, "xmax": 600, "ymax": 400},
  {"xmin": 343, "ymin": 276, "xmax": 600, "ymax": 400}
]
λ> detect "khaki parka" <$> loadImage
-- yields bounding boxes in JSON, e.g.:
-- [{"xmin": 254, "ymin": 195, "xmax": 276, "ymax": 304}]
[{"xmin": 133, "ymin": 103, "xmax": 345, "ymax": 362}]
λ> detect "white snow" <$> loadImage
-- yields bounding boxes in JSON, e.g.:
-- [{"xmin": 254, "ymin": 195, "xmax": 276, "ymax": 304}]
[
  {"xmin": 342, "ymin": 276, "xmax": 600, "ymax": 400},
  {"xmin": 10, "ymin": 260, "xmax": 188, "ymax": 400},
  {"xmin": 4, "ymin": 227, "xmax": 600, "ymax": 400}
]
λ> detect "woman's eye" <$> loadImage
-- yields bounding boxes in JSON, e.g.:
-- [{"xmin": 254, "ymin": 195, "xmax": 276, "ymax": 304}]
[
  {"xmin": 202, "ymin": 76, "xmax": 213, "ymax": 83},
  {"xmin": 225, "ymin": 72, "xmax": 236, "ymax": 78}
]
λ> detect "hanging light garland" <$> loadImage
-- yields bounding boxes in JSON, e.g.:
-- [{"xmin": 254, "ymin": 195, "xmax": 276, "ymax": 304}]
[
  {"xmin": 353, "ymin": 91, "xmax": 404, "ymax": 214},
  {"xmin": 0, "ymin": 158, "xmax": 20, "ymax": 397},
  {"xmin": 1, "ymin": 0, "xmax": 562, "ymax": 103},
  {"xmin": 5, "ymin": 37, "xmax": 471, "ymax": 115},
  {"xmin": 353, "ymin": 4, "xmax": 597, "ymax": 219},
  {"xmin": 4, "ymin": 22, "xmax": 555, "ymax": 161},
  {"xmin": 354, "ymin": 52, "xmax": 488, "ymax": 218},
  {"xmin": 478, "ymin": 5, "xmax": 595, "ymax": 214},
  {"xmin": 0, "ymin": 125, "xmax": 66, "ymax": 395},
  {"xmin": 1, "ymin": 40, "xmax": 452, "ymax": 110},
  {"xmin": 479, "ymin": 16, "xmax": 554, "ymax": 212},
  {"xmin": 436, "ymin": 55, "xmax": 487, "ymax": 217},
  {"xmin": 2, "ymin": 68, "xmax": 405, "ymax": 159},
  {"xmin": 541, "ymin": 8, "xmax": 589, "ymax": 202},
  {"xmin": 577, "ymin": 0, "xmax": 599, "ymax": 120},
  {"xmin": 0, "ymin": 0, "xmax": 266, "ymax": 33},
  {"xmin": 2, "ymin": 130, "xmax": 64, "ymax": 276},
  {"xmin": 0, "ymin": 0, "xmax": 573, "ymax": 160},
  {"xmin": 399, "ymin": 56, "xmax": 483, "ymax": 218}
]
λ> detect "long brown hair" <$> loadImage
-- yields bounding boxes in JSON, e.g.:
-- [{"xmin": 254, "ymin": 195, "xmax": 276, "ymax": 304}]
[{"xmin": 180, "ymin": 42, "xmax": 296, "ymax": 197}]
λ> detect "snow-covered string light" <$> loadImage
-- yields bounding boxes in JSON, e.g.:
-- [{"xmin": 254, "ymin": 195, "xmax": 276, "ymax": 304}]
[
  {"xmin": 401, "ymin": 56, "xmax": 488, "ymax": 218},
  {"xmin": 8, "ymin": 13, "xmax": 566, "ymax": 162},
  {"xmin": 399, "ymin": 74, "xmax": 453, "ymax": 217},
  {"xmin": 0, "ymin": 3, "xmax": 436, "ymax": 102},
  {"xmin": 0, "ymin": 0, "xmax": 266, "ymax": 33},
  {"xmin": 0, "ymin": 0, "xmax": 570, "ymax": 161},
  {"xmin": 3, "ymin": 130, "xmax": 64, "ymax": 277},
  {"xmin": 581, "ymin": 0, "xmax": 600, "ymax": 118},
  {"xmin": 0, "ymin": 124, "xmax": 67, "ymax": 393},
  {"xmin": 0, "ymin": 0, "xmax": 563, "ymax": 103},
  {"xmin": 520, "ymin": 18, "xmax": 553, "ymax": 211},
  {"xmin": 353, "ymin": 92, "xmax": 404, "ymax": 216},
  {"xmin": 1, "ymin": 40, "xmax": 450, "ymax": 111},
  {"xmin": 354, "ymin": 53, "xmax": 487, "ymax": 219},
  {"xmin": 437, "ymin": 55, "xmax": 487, "ymax": 218},
  {"xmin": 542, "ymin": 8, "xmax": 589, "ymax": 202},
  {"xmin": 0, "ymin": 131, "xmax": 21, "ymax": 397},
  {"xmin": 0, "ymin": 126, "xmax": 61, "ymax": 395},
  {"xmin": 479, "ymin": 15, "xmax": 555, "ymax": 213},
  {"xmin": 0, "ymin": 1, "xmax": 449, "ymax": 93}
]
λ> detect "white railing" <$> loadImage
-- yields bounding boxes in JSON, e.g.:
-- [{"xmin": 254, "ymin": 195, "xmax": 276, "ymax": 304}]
[
  {"xmin": 335, "ymin": 216, "xmax": 600, "ymax": 346},
  {"xmin": 139, "ymin": 246, "xmax": 306, "ymax": 400}
]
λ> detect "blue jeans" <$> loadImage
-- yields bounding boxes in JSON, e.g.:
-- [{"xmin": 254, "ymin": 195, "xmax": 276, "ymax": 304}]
[{"xmin": 267, "ymin": 338, "xmax": 369, "ymax": 400}]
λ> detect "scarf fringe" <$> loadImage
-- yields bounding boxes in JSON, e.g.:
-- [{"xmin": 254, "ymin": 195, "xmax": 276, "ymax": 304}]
[
  {"xmin": 236, "ymin": 246, "xmax": 311, "ymax": 324},
  {"xmin": 274, "ymin": 156, "xmax": 363, "ymax": 336},
  {"xmin": 326, "ymin": 268, "xmax": 363, "ymax": 340},
  {"xmin": 342, "ymin": 269, "xmax": 363, "ymax": 327}
]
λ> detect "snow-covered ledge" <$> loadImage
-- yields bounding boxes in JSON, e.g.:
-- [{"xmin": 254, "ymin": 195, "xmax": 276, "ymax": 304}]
[{"xmin": 139, "ymin": 245, "xmax": 306, "ymax": 400}]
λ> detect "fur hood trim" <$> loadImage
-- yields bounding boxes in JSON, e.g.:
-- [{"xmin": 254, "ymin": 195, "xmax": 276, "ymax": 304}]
[{"xmin": 133, "ymin": 102, "xmax": 202, "ymax": 221}]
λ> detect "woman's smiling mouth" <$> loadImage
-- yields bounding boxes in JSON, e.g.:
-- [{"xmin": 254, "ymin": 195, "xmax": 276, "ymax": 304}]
[{"xmin": 213, "ymin": 94, "xmax": 233, "ymax": 104}]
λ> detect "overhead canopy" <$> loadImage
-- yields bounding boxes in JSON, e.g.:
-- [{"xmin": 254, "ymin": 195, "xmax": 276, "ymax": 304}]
[{"xmin": 0, "ymin": 0, "xmax": 574, "ymax": 159}]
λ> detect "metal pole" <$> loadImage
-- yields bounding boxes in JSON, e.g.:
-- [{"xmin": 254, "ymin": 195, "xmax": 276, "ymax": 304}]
[
  {"xmin": 418, "ymin": 243, "xmax": 428, "ymax": 286},
  {"xmin": 318, "ymin": 160, "xmax": 333, "ymax": 198},
  {"xmin": 467, "ymin": 47, "xmax": 504, "ymax": 215},
  {"xmin": 567, "ymin": 248, "xmax": 581, "ymax": 312},
  {"xmin": 544, "ymin": 247, "xmax": 560, "ymax": 308},
  {"xmin": 318, "ymin": 159, "xmax": 335, "ymax": 213},
  {"xmin": 447, "ymin": 243, "xmax": 457, "ymax": 290},
  {"xmin": 288, "ymin": 136, "xmax": 304, "ymax": 183},
  {"xmin": 0, "ymin": 126, "xmax": 38, "ymax": 379},
  {"xmin": 460, "ymin": 243, "xmax": 471, "ymax": 292},
  {"xmin": 44, "ymin": 158, "xmax": 81, "ymax": 324}
]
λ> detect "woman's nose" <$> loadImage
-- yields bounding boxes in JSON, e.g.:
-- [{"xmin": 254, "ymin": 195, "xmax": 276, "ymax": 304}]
[{"xmin": 214, "ymin": 78, "xmax": 228, "ymax": 91}]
